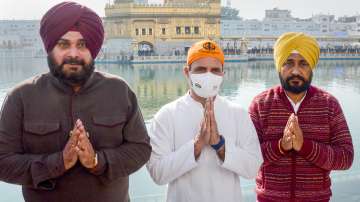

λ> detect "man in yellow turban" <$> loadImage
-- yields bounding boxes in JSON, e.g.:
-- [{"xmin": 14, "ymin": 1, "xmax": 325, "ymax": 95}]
[
  {"xmin": 274, "ymin": 32, "xmax": 320, "ymax": 72},
  {"xmin": 147, "ymin": 40, "xmax": 263, "ymax": 202},
  {"xmin": 249, "ymin": 32, "xmax": 353, "ymax": 202}
]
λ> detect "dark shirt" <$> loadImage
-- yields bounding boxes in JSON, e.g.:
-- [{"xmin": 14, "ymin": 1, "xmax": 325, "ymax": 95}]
[{"xmin": 0, "ymin": 71, "xmax": 151, "ymax": 202}]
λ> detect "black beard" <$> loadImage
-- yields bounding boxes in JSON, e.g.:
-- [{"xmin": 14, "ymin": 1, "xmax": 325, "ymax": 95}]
[
  {"xmin": 47, "ymin": 55, "xmax": 95, "ymax": 86},
  {"xmin": 279, "ymin": 72, "xmax": 312, "ymax": 94}
]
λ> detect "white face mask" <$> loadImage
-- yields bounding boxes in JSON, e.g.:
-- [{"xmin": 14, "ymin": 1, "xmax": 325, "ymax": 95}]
[{"xmin": 189, "ymin": 72, "xmax": 223, "ymax": 98}]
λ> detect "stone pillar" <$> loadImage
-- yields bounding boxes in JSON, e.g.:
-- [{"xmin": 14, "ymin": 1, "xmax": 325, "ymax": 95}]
[{"xmin": 131, "ymin": 39, "xmax": 138, "ymax": 56}]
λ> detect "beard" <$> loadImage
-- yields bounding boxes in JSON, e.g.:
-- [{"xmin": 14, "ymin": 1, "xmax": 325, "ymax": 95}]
[
  {"xmin": 279, "ymin": 72, "xmax": 312, "ymax": 94},
  {"xmin": 47, "ymin": 54, "xmax": 95, "ymax": 86}
]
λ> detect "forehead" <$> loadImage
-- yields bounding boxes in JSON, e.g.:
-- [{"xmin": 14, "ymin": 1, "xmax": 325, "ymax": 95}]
[
  {"xmin": 191, "ymin": 57, "xmax": 222, "ymax": 69},
  {"xmin": 59, "ymin": 31, "xmax": 84, "ymax": 41},
  {"xmin": 286, "ymin": 53, "xmax": 307, "ymax": 61}
]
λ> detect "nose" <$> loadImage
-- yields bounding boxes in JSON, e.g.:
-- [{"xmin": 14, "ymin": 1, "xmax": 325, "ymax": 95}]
[
  {"xmin": 67, "ymin": 46, "xmax": 81, "ymax": 58},
  {"xmin": 291, "ymin": 63, "xmax": 301, "ymax": 75}
]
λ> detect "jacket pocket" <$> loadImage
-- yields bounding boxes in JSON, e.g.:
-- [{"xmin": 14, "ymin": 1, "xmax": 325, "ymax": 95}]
[
  {"xmin": 91, "ymin": 114, "xmax": 127, "ymax": 148},
  {"xmin": 23, "ymin": 121, "xmax": 61, "ymax": 153},
  {"xmin": 92, "ymin": 115, "xmax": 127, "ymax": 128},
  {"xmin": 24, "ymin": 121, "xmax": 60, "ymax": 135}
]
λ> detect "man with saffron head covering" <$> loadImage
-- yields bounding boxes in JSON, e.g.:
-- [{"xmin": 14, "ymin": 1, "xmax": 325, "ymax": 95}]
[
  {"xmin": 146, "ymin": 40, "xmax": 263, "ymax": 202},
  {"xmin": 0, "ymin": 2, "xmax": 151, "ymax": 202},
  {"xmin": 249, "ymin": 32, "xmax": 354, "ymax": 202}
]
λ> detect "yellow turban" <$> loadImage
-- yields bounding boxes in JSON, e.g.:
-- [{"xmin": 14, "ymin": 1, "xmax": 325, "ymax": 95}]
[
  {"xmin": 273, "ymin": 32, "xmax": 320, "ymax": 72},
  {"xmin": 187, "ymin": 40, "xmax": 225, "ymax": 66}
]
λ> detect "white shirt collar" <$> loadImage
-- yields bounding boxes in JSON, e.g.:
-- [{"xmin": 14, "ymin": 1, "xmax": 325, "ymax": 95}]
[{"xmin": 285, "ymin": 91, "xmax": 307, "ymax": 114}]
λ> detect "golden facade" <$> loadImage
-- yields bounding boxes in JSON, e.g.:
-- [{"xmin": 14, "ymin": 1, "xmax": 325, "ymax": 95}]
[{"xmin": 104, "ymin": 0, "xmax": 221, "ymax": 54}]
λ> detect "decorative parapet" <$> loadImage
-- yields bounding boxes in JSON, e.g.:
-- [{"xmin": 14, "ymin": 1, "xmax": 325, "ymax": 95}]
[{"xmin": 105, "ymin": 2, "xmax": 220, "ymax": 18}]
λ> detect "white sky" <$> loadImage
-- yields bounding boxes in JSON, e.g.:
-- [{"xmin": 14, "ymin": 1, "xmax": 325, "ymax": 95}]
[{"xmin": 0, "ymin": 0, "xmax": 359, "ymax": 20}]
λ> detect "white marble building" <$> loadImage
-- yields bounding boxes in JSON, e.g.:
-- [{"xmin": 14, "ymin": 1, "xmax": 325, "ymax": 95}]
[
  {"xmin": 0, "ymin": 20, "xmax": 42, "ymax": 50},
  {"xmin": 221, "ymin": 8, "xmax": 360, "ymax": 38}
]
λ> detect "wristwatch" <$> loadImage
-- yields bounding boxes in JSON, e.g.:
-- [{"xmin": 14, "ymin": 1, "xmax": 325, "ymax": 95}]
[{"xmin": 211, "ymin": 135, "xmax": 225, "ymax": 151}]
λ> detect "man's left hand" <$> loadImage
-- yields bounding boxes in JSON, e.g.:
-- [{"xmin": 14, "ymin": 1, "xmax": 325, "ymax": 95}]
[
  {"xmin": 75, "ymin": 120, "xmax": 97, "ymax": 169},
  {"xmin": 208, "ymin": 98, "xmax": 220, "ymax": 145},
  {"xmin": 290, "ymin": 115, "xmax": 304, "ymax": 152},
  {"xmin": 208, "ymin": 98, "xmax": 225, "ymax": 161}
]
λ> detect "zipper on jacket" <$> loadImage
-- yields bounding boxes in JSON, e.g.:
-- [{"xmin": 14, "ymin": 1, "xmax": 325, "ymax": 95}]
[
  {"xmin": 291, "ymin": 152, "xmax": 296, "ymax": 202},
  {"xmin": 70, "ymin": 94, "xmax": 75, "ymax": 128}
]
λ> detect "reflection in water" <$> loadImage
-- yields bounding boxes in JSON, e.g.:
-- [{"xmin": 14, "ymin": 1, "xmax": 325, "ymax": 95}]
[
  {"xmin": 1, "ymin": 59, "xmax": 360, "ymax": 120},
  {"xmin": 97, "ymin": 64, "xmax": 188, "ymax": 120},
  {"xmin": 0, "ymin": 59, "xmax": 360, "ymax": 201},
  {"xmin": 95, "ymin": 60, "xmax": 360, "ymax": 121}
]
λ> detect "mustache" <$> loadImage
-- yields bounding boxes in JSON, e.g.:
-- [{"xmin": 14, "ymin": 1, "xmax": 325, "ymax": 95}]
[
  {"xmin": 286, "ymin": 75, "xmax": 305, "ymax": 83},
  {"xmin": 62, "ymin": 58, "xmax": 85, "ymax": 66}
]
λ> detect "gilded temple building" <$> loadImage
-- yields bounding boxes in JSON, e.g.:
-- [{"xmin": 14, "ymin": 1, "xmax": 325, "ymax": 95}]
[{"xmin": 104, "ymin": 0, "xmax": 221, "ymax": 56}]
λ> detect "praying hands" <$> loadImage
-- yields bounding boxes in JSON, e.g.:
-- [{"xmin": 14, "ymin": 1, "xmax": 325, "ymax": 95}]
[
  {"xmin": 280, "ymin": 113, "xmax": 304, "ymax": 152},
  {"xmin": 63, "ymin": 119, "xmax": 98, "ymax": 171}
]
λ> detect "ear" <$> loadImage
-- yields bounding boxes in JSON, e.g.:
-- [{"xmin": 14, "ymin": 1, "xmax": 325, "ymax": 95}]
[
  {"xmin": 183, "ymin": 65, "xmax": 190, "ymax": 78},
  {"xmin": 221, "ymin": 65, "xmax": 226, "ymax": 76}
]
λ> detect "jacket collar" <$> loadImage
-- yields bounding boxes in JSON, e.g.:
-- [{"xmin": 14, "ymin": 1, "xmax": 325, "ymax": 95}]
[
  {"xmin": 49, "ymin": 70, "xmax": 100, "ymax": 95},
  {"xmin": 276, "ymin": 85, "xmax": 317, "ymax": 113}
]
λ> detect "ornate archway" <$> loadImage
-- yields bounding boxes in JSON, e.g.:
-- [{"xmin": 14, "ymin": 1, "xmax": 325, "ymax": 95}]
[{"xmin": 138, "ymin": 41, "xmax": 154, "ymax": 56}]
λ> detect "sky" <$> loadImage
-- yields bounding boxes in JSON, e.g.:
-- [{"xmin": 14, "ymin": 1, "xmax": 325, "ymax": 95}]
[{"xmin": 0, "ymin": 0, "xmax": 358, "ymax": 20}]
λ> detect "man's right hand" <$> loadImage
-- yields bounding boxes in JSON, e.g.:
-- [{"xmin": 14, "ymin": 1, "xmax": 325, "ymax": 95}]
[
  {"xmin": 194, "ymin": 99, "xmax": 211, "ymax": 160},
  {"xmin": 63, "ymin": 119, "xmax": 81, "ymax": 170}
]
